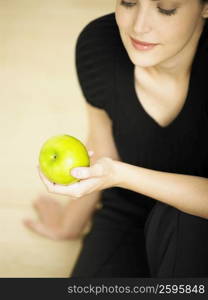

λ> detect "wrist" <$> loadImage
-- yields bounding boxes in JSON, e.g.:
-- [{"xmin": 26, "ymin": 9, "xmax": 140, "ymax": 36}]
[{"xmin": 112, "ymin": 160, "xmax": 126, "ymax": 188}]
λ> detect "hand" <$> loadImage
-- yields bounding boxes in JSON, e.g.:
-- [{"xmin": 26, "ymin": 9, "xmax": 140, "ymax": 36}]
[
  {"xmin": 38, "ymin": 152, "xmax": 118, "ymax": 198},
  {"xmin": 23, "ymin": 196, "xmax": 71, "ymax": 240}
]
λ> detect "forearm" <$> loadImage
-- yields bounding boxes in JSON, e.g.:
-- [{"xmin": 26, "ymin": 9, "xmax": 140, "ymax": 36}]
[
  {"xmin": 114, "ymin": 161, "xmax": 208, "ymax": 219},
  {"xmin": 61, "ymin": 191, "xmax": 102, "ymax": 238}
]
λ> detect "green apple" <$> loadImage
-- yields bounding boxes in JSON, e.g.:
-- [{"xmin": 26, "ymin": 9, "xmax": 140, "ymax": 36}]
[{"xmin": 39, "ymin": 134, "xmax": 90, "ymax": 185}]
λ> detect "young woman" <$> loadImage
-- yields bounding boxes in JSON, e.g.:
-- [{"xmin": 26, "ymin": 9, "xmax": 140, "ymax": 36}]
[{"xmin": 24, "ymin": 0, "xmax": 208, "ymax": 277}]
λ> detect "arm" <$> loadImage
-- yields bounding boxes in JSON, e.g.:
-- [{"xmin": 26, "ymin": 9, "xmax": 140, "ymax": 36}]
[
  {"xmin": 114, "ymin": 161, "xmax": 208, "ymax": 219},
  {"xmin": 24, "ymin": 103, "xmax": 121, "ymax": 240},
  {"xmin": 36, "ymin": 123, "xmax": 208, "ymax": 221}
]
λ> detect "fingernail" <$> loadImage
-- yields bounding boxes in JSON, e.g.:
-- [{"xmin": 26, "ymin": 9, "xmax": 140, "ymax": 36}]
[
  {"xmin": 71, "ymin": 169, "xmax": 81, "ymax": 177},
  {"xmin": 72, "ymin": 168, "xmax": 88, "ymax": 178}
]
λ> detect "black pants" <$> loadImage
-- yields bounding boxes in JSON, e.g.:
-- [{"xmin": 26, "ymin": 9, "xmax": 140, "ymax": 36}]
[
  {"xmin": 145, "ymin": 202, "xmax": 208, "ymax": 277},
  {"xmin": 70, "ymin": 203, "xmax": 208, "ymax": 278}
]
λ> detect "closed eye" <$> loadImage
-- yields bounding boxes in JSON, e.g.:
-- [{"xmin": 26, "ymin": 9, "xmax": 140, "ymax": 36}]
[{"xmin": 120, "ymin": 1, "xmax": 177, "ymax": 16}]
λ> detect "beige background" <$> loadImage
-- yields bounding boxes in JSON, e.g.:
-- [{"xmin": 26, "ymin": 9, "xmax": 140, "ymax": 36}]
[{"xmin": 0, "ymin": 0, "xmax": 115, "ymax": 277}]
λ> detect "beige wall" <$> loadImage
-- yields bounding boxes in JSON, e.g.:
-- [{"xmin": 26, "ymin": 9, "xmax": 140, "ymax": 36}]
[{"xmin": 0, "ymin": 0, "xmax": 115, "ymax": 277}]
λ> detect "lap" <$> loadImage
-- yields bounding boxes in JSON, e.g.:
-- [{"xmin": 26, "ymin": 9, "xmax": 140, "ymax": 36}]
[
  {"xmin": 145, "ymin": 202, "xmax": 208, "ymax": 278},
  {"xmin": 70, "ymin": 220, "xmax": 150, "ymax": 278}
]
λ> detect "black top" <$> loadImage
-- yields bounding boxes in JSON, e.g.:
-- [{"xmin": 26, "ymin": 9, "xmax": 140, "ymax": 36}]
[{"xmin": 75, "ymin": 13, "xmax": 208, "ymax": 230}]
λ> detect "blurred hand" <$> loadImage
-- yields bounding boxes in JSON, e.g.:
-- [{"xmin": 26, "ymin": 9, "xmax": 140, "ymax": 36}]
[{"xmin": 23, "ymin": 196, "xmax": 74, "ymax": 240}]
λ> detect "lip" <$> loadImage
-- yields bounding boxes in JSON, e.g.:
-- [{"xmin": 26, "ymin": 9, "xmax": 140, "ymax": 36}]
[{"xmin": 130, "ymin": 37, "xmax": 158, "ymax": 51}]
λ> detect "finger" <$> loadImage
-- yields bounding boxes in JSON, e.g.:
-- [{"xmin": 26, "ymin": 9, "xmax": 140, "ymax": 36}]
[
  {"xmin": 37, "ymin": 166, "xmax": 56, "ymax": 190},
  {"xmin": 37, "ymin": 165, "xmax": 99, "ymax": 197},
  {"xmin": 46, "ymin": 181, "xmax": 82, "ymax": 197},
  {"xmin": 71, "ymin": 163, "xmax": 104, "ymax": 179},
  {"xmin": 37, "ymin": 166, "xmax": 50, "ymax": 183},
  {"xmin": 88, "ymin": 150, "xmax": 94, "ymax": 157},
  {"xmin": 23, "ymin": 219, "xmax": 55, "ymax": 239},
  {"xmin": 37, "ymin": 165, "xmax": 82, "ymax": 197},
  {"xmin": 44, "ymin": 177, "xmax": 100, "ymax": 198}
]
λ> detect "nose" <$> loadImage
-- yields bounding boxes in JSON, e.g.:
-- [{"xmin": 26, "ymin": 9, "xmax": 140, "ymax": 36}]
[{"xmin": 132, "ymin": 6, "xmax": 152, "ymax": 35}]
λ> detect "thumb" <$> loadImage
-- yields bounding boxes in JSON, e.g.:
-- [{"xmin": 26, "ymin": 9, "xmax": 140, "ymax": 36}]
[
  {"xmin": 88, "ymin": 150, "xmax": 94, "ymax": 157},
  {"xmin": 71, "ymin": 163, "xmax": 104, "ymax": 179}
]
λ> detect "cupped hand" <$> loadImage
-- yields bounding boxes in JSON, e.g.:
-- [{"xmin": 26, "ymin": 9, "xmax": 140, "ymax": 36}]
[
  {"xmin": 23, "ymin": 196, "xmax": 70, "ymax": 240},
  {"xmin": 38, "ymin": 151, "xmax": 118, "ymax": 198}
]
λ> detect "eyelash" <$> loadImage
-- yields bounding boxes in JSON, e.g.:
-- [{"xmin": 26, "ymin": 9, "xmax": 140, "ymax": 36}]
[{"xmin": 120, "ymin": 1, "xmax": 177, "ymax": 16}]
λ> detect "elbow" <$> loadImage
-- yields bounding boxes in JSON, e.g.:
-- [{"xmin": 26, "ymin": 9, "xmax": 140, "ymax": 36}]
[
  {"xmin": 201, "ymin": 210, "xmax": 208, "ymax": 220},
  {"xmin": 200, "ymin": 196, "xmax": 208, "ymax": 219},
  {"xmin": 197, "ymin": 202, "xmax": 208, "ymax": 220}
]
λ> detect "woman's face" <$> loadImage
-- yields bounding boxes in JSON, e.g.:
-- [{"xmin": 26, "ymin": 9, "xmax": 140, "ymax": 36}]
[{"xmin": 115, "ymin": 0, "xmax": 208, "ymax": 68}]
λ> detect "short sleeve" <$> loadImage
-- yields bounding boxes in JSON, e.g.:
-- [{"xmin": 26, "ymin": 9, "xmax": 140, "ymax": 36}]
[{"xmin": 75, "ymin": 13, "xmax": 119, "ymax": 118}]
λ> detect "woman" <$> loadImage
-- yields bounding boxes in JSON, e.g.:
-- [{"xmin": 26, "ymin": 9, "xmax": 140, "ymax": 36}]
[{"xmin": 24, "ymin": 0, "xmax": 208, "ymax": 277}]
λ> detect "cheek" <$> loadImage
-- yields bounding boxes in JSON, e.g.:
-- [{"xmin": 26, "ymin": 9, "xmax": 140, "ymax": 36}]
[
  {"xmin": 162, "ymin": 6, "xmax": 203, "ymax": 46},
  {"xmin": 161, "ymin": 21, "xmax": 197, "ymax": 50},
  {"xmin": 115, "ymin": 9, "xmax": 132, "ymax": 31}
]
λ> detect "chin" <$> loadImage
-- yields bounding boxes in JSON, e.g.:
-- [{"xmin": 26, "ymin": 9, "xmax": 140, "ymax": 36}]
[{"xmin": 128, "ymin": 52, "xmax": 160, "ymax": 68}]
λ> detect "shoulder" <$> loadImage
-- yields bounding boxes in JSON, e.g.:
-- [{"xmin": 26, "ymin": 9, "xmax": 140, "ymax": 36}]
[
  {"xmin": 75, "ymin": 13, "xmax": 123, "ymax": 69},
  {"xmin": 76, "ymin": 13, "xmax": 120, "ymax": 51},
  {"xmin": 75, "ymin": 13, "xmax": 123, "ymax": 113}
]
